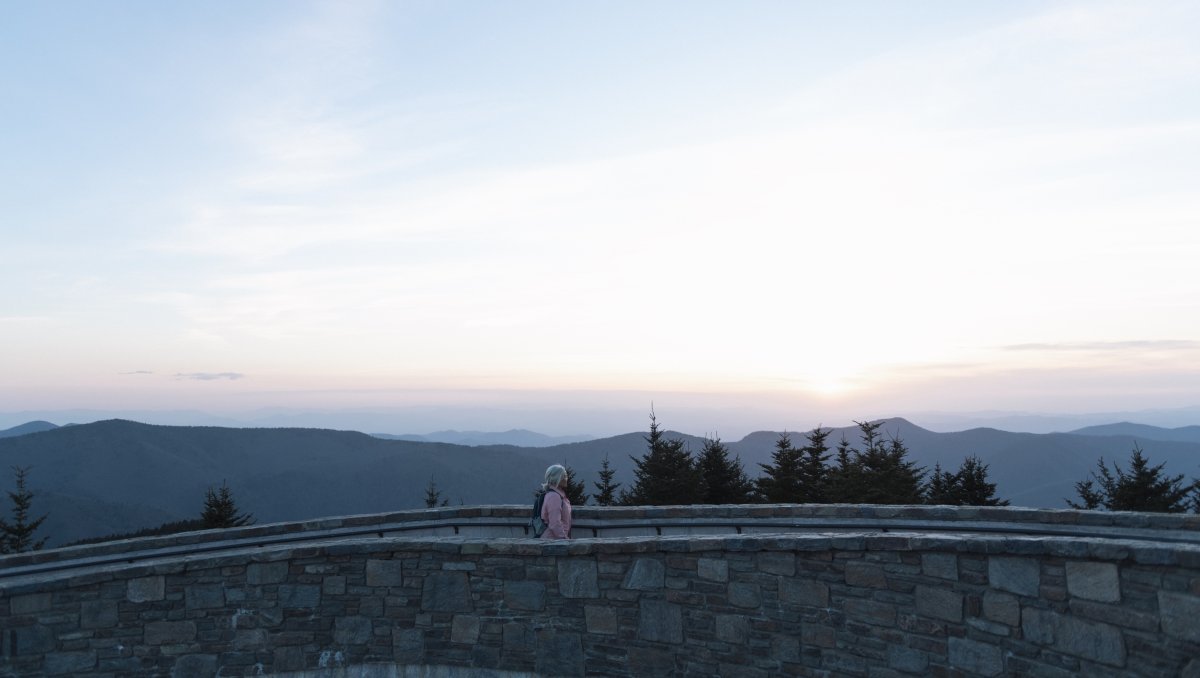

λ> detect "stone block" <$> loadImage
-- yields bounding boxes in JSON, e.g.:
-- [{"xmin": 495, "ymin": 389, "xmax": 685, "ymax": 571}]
[
  {"xmin": 504, "ymin": 622, "xmax": 535, "ymax": 652},
  {"xmin": 889, "ymin": 645, "xmax": 928, "ymax": 674},
  {"xmin": 1159, "ymin": 591, "xmax": 1200, "ymax": 643},
  {"xmin": 334, "ymin": 616, "xmax": 373, "ymax": 645},
  {"xmin": 771, "ymin": 635, "xmax": 800, "ymax": 662},
  {"xmin": 781, "ymin": 578, "xmax": 828, "ymax": 607},
  {"xmin": 585, "ymin": 605, "xmax": 618, "ymax": 635},
  {"xmin": 966, "ymin": 617, "xmax": 1011, "ymax": 636},
  {"xmin": 2, "ymin": 624, "xmax": 55, "ymax": 655},
  {"xmin": 623, "ymin": 558, "xmax": 666, "ymax": 590},
  {"xmin": 729, "ymin": 582, "xmax": 761, "ymax": 608},
  {"xmin": 246, "ymin": 561, "xmax": 289, "ymax": 585},
  {"xmin": 759, "ymin": 552, "xmax": 795, "ymax": 576},
  {"xmin": 366, "ymin": 559, "xmax": 404, "ymax": 587},
  {"xmin": 638, "ymin": 599, "xmax": 684, "ymax": 643},
  {"xmin": 10, "ymin": 593, "xmax": 51, "ymax": 615},
  {"xmin": 948, "ymin": 637, "xmax": 1002, "ymax": 677},
  {"xmin": 505, "ymin": 580, "xmax": 546, "ymax": 611},
  {"xmin": 80, "ymin": 599, "xmax": 118, "ymax": 629},
  {"xmin": 1021, "ymin": 608, "xmax": 1125, "ymax": 667},
  {"xmin": 185, "ymin": 583, "xmax": 225, "ymax": 610},
  {"xmin": 232, "ymin": 628, "xmax": 268, "ymax": 650},
  {"xmin": 422, "ymin": 572, "xmax": 471, "ymax": 612},
  {"xmin": 393, "ymin": 628, "xmax": 424, "ymax": 663},
  {"xmin": 279, "ymin": 584, "xmax": 321, "ymax": 609},
  {"xmin": 43, "ymin": 651, "xmax": 95, "ymax": 675},
  {"xmin": 843, "ymin": 598, "xmax": 896, "ymax": 626},
  {"xmin": 324, "ymin": 576, "xmax": 346, "ymax": 596},
  {"xmin": 921, "ymin": 553, "xmax": 958, "ymax": 581},
  {"xmin": 172, "ymin": 653, "xmax": 217, "ymax": 678},
  {"xmin": 989, "ymin": 556, "xmax": 1040, "ymax": 597},
  {"xmin": 145, "ymin": 620, "xmax": 197, "ymax": 645},
  {"xmin": 628, "ymin": 647, "xmax": 675, "ymax": 676},
  {"xmin": 558, "ymin": 559, "xmax": 599, "ymax": 598},
  {"xmin": 698, "ymin": 557, "xmax": 729, "ymax": 582},
  {"xmin": 127, "ymin": 576, "xmax": 165, "ymax": 603},
  {"xmin": 536, "ymin": 630, "xmax": 584, "ymax": 677},
  {"xmin": 845, "ymin": 561, "xmax": 888, "ymax": 588},
  {"xmin": 982, "ymin": 591, "xmax": 1020, "ymax": 626},
  {"xmin": 801, "ymin": 623, "xmax": 835, "ymax": 648},
  {"xmin": 1065, "ymin": 561, "xmax": 1120, "ymax": 603},
  {"xmin": 716, "ymin": 614, "xmax": 749, "ymax": 643},
  {"xmin": 915, "ymin": 585, "xmax": 962, "ymax": 623},
  {"xmin": 451, "ymin": 615, "xmax": 480, "ymax": 644},
  {"xmin": 274, "ymin": 647, "xmax": 306, "ymax": 672}
]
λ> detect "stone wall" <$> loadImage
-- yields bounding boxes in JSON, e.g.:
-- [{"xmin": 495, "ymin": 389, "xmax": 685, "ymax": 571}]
[{"xmin": 2, "ymin": 506, "xmax": 1200, "ymax": 677}]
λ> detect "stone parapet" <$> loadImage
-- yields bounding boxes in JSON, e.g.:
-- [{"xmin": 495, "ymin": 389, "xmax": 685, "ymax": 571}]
[{"xmin": 2, "ymin": 506, "xmax": 1199, "ymax": 676}]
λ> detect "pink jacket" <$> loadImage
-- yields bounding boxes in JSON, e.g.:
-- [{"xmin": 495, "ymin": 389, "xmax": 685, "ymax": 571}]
[{"xmin": 540, "ymin": 487, "xmax": 572, "ymax": 539}]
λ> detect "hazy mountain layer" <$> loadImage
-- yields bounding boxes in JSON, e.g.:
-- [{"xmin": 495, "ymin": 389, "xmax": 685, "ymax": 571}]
[{"xmin": 1, "ymin": 418, "xmax": 1198, "ymax": 546}]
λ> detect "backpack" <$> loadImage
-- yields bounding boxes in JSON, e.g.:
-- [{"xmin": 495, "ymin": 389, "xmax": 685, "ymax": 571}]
[{"xmin": 530, "ymin": 490, "xmax": 549, "ymax": 537}]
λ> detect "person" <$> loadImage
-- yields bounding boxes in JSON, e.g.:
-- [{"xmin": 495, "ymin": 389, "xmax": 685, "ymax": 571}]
[{"xmin": 540, "ymin": 464, "xmax": 572, "ymax": 540}]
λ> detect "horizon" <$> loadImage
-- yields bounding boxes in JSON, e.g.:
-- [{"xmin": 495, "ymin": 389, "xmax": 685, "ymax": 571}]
[{"xmin": 4, "ymin": 2, "xmax": 1199, "ymax": 426}]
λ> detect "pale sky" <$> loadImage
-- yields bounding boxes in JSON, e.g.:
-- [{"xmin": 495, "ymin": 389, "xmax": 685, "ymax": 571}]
[{"xmin": 3, "ymin": 1, "xmax": 1199, "ymax": 436}]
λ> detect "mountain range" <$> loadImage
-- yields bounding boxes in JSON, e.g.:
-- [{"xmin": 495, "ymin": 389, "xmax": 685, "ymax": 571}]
[{"xmin": 1, "ymin": 418, "xmax": 1198, "ymax": 547}]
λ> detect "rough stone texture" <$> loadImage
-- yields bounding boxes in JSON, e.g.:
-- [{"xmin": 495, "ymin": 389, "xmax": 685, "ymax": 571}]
[
  {"xmin": 1158, "ymin": 591, "xmax": 1200, "ymax": 643},
  {"xmin": 698, "ymin": 557, "xmax": 728, "ymax": 582},
  {"xmin": 989, "ymin": 556, "xmax": 1040, "ymax": 597},
  {"xmin": 922, "ymin": 552, "xmax": 958, "ymax": 581},
  {"xmin": 623, "ymin": 558, "xmax": 666, "ymax": 591},
  {"xmin": 2, "ymin": 504, "xmax": 1198, "ymax": 677},
  {"xmin": 638, "ymin": 599, "xmax": 684, "ymax": 644},
  {"xmin": 948, "ymin": 637, "xmax": 1003, "ymax": 676},
  {"xmin": 915, "ymin": 585, "xmax": 962, "ymax": 622},
  {"xmin": 557, "ymin": 559, "xmax": 599, "ymax": 598},
  {"xmin": 982, "ymin": 590, "xmax": 1020, "ymax": 626},
  {"xmin": 1022, "ymin": 607, "xmax": 1126, "ymax": 667},
  {"xmin": 1065, "ymin": 561, "xmax": 1120, "ymax": 602},
  {"xmin": 366, "ymin": 558, "xmax": 404, "ymax": 587},
  {"xmin": 126, "ymin": 575, "xmax": 164, "ymax": 602},
  {"xmin": 423, "ymin": 572, "xmax": 472, "ymax": 612},
  {"xmin": 504, "ymin": 580, "xmax": 546, "ymax": 611}
]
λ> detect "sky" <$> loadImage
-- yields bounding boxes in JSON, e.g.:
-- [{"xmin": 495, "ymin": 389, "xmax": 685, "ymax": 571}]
[{"xmin": 2, "ymin": 1, "xmax": 1199, "ymax": 437}]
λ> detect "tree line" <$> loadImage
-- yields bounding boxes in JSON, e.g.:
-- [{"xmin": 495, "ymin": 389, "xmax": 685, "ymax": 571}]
[{"xmin": 558, "ymin": 413, "xmax": 1008, "ymax": 508}]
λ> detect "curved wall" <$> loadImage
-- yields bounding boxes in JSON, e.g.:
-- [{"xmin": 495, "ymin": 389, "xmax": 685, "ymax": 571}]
[{"xmin": 2, "ymin": 505, "xmax": 1199, "ymax": 677}]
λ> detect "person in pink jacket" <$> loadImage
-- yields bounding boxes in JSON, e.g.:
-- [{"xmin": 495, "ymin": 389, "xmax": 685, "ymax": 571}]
[{"xmin": 540, "ymin": 464, "xmax": 572, "ymax": 539}]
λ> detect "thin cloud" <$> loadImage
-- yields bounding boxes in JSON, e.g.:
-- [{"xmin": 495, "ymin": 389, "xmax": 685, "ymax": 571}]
[
  {"xmin": 1003, "ymin": 341, "xmax": 1200, "ymax": 353},
  {"xmin": 120, "ymin": 370, "xmax": 155, "ymax": 375},
  {"xmin": 174, "ymin": 372, "xmax": 246, "ymax": 381}
]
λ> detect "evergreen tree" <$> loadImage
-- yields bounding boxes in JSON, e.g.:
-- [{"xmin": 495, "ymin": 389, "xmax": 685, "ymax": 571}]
[
  {"xmin": 698, "ymin": 436, "xmax": 756, "ymax": 504},
  {"xmin": 563, "ymin": 466, "xmax": 590, "ymax": 506},
  {"xmin": 424, "ymin": 477, "xmax": 443, "ymax": 508},
  {"xmin": 1067, "ymin": 444, "xmax": 1196, "ymax": 512},
  {"xmin": 797, "ymin": 427, "xmax": 832, "ymax": 503},
  {"xmin": 200, "ymin": 481, "xmax": 254, "ymax": 529},
  {"xmin": 757, "ymin": 432, "xmax": 804, "ymax": 503},
  {"xmin": 824, "ymin": 436, "xmax": 862, "ymax": 503},
  {"xmin": 0, "ymin": 466, "xmax": 48, "ymax": 553},
  {"xmin": 592, "ymin": 455, "xmax": 621, "ymax": 506},
  {"xmin": 619, "ymin": 411, "xmax": 701, "ymax": 506},
  {"xmin": 953, "ymin": 456, "xmax": 1008, "ymax": 506},
  {"xmin": 827, "ymin": 422, "xmax": 925, "ymax": 505},
  {"xmin": 926, "ymin": 457, "xmax": 1008, "ymax": 506}
]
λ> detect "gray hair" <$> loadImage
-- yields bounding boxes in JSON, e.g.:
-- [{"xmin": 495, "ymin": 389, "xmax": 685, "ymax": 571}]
[{"xmin": 543, "ymin": 464, "xmax": 567, "ymax": 490}]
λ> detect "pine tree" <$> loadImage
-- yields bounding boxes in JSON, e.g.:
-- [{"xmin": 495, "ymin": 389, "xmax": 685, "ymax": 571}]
[
  {"xmin": 797, "ymin": 427, "xmax": 832, "ymax": 503},
  {"xmin": 824, "ymin": 436, "xmax": 862, "ymax": 503},
  {"xmin": 757, "ymin": 432, "xmax": 804, "ymax": 503},
  {"xmin": 1067, "ymin": 444, "xmax": 1196, "ymax": 512},
  {"xmin": 592, "ymin": 455, "xmax": 621, "ymax": 506},
  {"xmin": 563, "ymin": 466, "xmax": 590, "ymax": 506},
  {"xmin": 925, "ymin": 463, "xmax": 956, "ymax": 505},
  {"xmin": 698, "ymin": 436, "xmax": 756, "ymax": 504},
  {"xmin": 200, "ymin": 481, "xmax": 255, "ymax": 529},
  {"xmin": 953, "ymin": 456, "xmax": 1008, "ymax": 506},
  {"xmin": 0, "ymin": 466, "xmax": 48, "ymax": 553},
  {"xmin": 619, "ymin": 411, "xmax": 701, "ymax": 506},
  {"xmin": 829, "ymin": 422, "xmax": 925, "ymax": 505},
  {"xmin": 424, "ymin": 477, "xmax": 443, "ymax": 508}
]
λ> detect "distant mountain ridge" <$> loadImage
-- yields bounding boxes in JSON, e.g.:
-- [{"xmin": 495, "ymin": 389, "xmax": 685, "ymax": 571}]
[
  {"xmin": 1068, "ymin": 422, "xmax": 1200, "ymax": 444},
  {"xmin": 0, "ymin": 420, "xmax": 59, "ymax": 438},
  {"xmin": 371, "ymin": 429, "xmax": 593, "ymax": 447},
  {"xmin": 2, "ymin": 417, "xmax": 1199, "ymax": 547}
]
